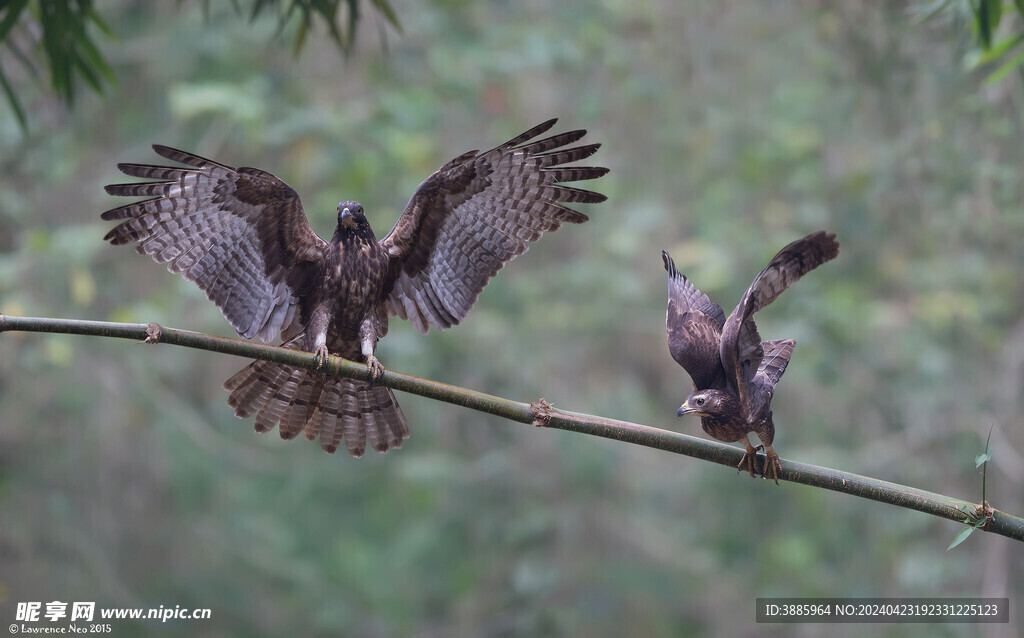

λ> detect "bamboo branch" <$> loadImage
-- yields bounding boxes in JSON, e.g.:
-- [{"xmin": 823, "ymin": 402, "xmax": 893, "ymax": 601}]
[{"xmin": 3, "ymin": 313, "xmax": 1022, "ymax": 543}]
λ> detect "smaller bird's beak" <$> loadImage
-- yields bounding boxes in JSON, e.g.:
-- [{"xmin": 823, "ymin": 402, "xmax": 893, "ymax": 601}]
[
  {"xmin": 677, "ymin": 401, "xmax": 695, "ymax": 417},
  {"xmin": 340, "ymin": 206, "xmax": 352, "ymax": 220}
]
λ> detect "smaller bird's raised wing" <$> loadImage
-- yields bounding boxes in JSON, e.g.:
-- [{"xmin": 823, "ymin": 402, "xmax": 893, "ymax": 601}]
[
  {"xmin": 720, "ymin": 231, "xmax": 839, "ymax": 409},
  {"xmin": 102, "ymin": 146, "xmax": 328, "ymax": 342},
  {"xmin": 755, "ymin": 339, "xmax": 796, "ymax": 390},
  {"xmin": 662, "ymin": 250, "xmax": 727, "ymax": 391},
  {"xmin": 379, "ymin": 119, "xmax": 608, "ymax": 333}
]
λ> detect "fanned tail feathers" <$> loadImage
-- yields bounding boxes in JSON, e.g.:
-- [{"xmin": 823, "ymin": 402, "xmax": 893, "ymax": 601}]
[{"xmin": 223, "ymin": 359, "xmax": 408, "ymax": 457}]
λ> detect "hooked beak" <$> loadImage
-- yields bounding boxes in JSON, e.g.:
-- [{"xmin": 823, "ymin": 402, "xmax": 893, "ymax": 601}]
[
  {"xmin": 340, "ymin": 206, "xmax": 352, "ymax": 220},
  {"xmin": 677, "ymin": 401, "xmax": 697, "ymax": 417}
]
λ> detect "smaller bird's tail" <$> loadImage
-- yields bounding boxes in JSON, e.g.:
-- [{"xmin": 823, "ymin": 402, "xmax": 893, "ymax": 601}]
[{"xmin": 222, "ymin": 345, "xmax": 408, "ymax": 457}]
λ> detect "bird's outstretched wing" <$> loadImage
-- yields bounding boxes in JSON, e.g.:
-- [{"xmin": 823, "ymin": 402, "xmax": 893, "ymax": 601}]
[
  {"xmin": 379, "ymin": 120, "xmax": 608, "ymax": 333},
  {"xmin": 720, "ymin": 231, "xmax": 839, "ymax": 407},
  {"xmin": 102, "ymin": 146, "xmax": 328, "ymax": 342},
  {"xmin": 662, "ymin": 250, "xmax": 727, "ymax": 391},
  {"xmin": 755, "ymin": 339, "xmax": 796, "ymax": 390}
]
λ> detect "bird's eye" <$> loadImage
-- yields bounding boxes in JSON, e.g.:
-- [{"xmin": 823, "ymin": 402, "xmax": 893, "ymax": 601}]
[{"xmin": 695, "ymin": 397, "xmax": 705, "ymax": 406}]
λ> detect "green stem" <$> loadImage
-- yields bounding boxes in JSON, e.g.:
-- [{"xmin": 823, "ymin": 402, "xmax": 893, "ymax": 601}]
[
  {"xmin": 982, "ymin": 424, "xmax": 994, "ymax": 507},
  {"xmin": 4, "ymin": 313, "xmax": 1023, "ymax": 543},
  {"xmin": 982, "ymin": 458, "xmax": 987, "ymax": 506}
]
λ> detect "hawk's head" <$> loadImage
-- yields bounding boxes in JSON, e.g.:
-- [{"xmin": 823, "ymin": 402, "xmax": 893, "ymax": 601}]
[
  {"xmin": 336, "ymin": 201, "xmax": 370, "ymax": 233},
  {"xmin": 677, "ymin": 389, "xmax": 741, "ymax": 419}
]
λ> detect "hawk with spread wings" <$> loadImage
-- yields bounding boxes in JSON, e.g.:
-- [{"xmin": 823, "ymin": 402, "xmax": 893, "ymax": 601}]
[
  {"xmin": 662, "ymin": 231, "xmax": 838, "ymax": 483},
  {"xmin": 102, "ymin": 120, "xmax": 607, "ymax": 457}
]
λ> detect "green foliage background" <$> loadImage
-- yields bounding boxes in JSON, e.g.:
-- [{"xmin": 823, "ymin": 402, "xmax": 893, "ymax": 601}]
[{"xmin": 1, "ymin": 2, "xmax": 1022, "ymax": 636}]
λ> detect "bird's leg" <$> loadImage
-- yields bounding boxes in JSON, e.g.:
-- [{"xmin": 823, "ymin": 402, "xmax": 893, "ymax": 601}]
[
  {"xmin": 737, "ymin": 436, "xmax": 762, "ymax": 478},
  {"xmin": 364, "ymin": 355, "xmax": 384, "ymax": 383},
  {"xmin": 306, "ymin": 306, "xmax": 331, "ymax": 370},
  {"xmin": 359, "ymin": 316, "xmax": 384, "ymax": 384},
  {"xmin": 313, "ymin": 339, "xmax": 330, "ymax": 370},
  {"xmin": 762, "ymin": 444, "xmax": 782, "ymax": 485},
  {"xmin": 314, "ymin": 346, "xmax": 329, "ymax": 369}
]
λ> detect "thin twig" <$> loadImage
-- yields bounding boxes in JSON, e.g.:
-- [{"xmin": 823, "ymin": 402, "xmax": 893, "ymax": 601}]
[{"xmin": 3, "ymin": 313, "xmax": 1023, "ymax": 543}]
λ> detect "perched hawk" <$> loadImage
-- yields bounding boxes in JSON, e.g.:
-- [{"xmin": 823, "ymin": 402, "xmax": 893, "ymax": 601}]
[
  {"xmin": 662, "ymin": 231, "xmax": 838, "ymax": 483},
  {"xmin": 102, "ymin": 120, "xmax": 607, "ymax": 457}
]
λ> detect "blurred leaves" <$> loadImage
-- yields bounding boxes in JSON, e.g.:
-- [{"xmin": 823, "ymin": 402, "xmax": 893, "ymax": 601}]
[
  {"xmin": 245, "ymin": 0, "xmax": 402, "ymax": 55},
  {"xmin": 973, "ymin": 0, "xmax": 1000, "ymax": 48},
  {"xmin": 0, "ymin": 0, "xmax": 401, "ymax": 130},
  {"xmin": 925, "ymin": 0, "xmax": 1024, "ymax": 86},
  {"xmin": 0, "ymin": 0, "xmax": 116, "ymax": 129}
]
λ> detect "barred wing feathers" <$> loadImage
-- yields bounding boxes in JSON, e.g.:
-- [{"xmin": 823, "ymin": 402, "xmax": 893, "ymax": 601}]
[
  {"xmin": 662, "ymin": 250, "xmax": 727, "ymax": 391},
  {"xmin": 380, "ymin": 119, "xmax": 608, "ymax": 333},
  {"xmin": 755, "ymin": 339, "xmax": 796, "ymax": 391},
  {"xmin": 101, "ymin": 145, "xmax": 327, "ymax": 342},
  {"xmin": 720, "ymin": 231, "xmax": 839, "ymax": 407}
]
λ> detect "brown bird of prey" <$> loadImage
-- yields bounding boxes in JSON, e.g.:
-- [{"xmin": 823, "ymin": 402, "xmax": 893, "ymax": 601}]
[
  {"xmin": 662, "ymin": 231, "xmax": 838, "ymax": 483},
  {"xmin": 102, "ymin": 120, "xmax": 607, "ymax": 457}
]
